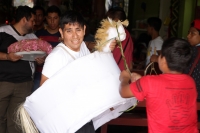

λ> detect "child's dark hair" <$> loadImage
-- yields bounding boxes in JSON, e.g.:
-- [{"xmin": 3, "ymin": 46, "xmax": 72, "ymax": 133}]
[
  {"xmin": 161, "ymin": 37, "xmax": 192, "ymax": 73},
  {"xmin": 107, "ymin": 7, "xmax": 126, "ymax": 21},
  {"xmin": 147, "ymin": 17, "xmax": 162, "ymax": 32},
  {"xmin": 60, "ymin": 10, "xmax": 85, "ymax": 30},
  {"xmin": 15, "ymin": 6, "xmax": 35, "ymax": 23},
  {"xmin": 46, "ymin": 5, "xmax": 61, "ymax": 17}
]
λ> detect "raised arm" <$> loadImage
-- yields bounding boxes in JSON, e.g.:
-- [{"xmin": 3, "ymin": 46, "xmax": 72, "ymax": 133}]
[{"xmin": 119, "ymin": 70, "xmax": 134, "ymax": 98}]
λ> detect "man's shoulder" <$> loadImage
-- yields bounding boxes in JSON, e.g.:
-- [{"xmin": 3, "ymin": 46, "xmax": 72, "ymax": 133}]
[
  {"xmin": 0, "ymin": 25, "xmax": 10, "ymax": 30},
  {"xmin": 153, "ymin": 36, "xmax": 163, "ymax": 42},
  {"xmin": 0, "ymin": 25, "xmax": 14, "ymax": 34},
  {"xmin": 80, "ymin": 41, "xmax": 90, "ymax": 54},
  {"xmin": 25, "ymin": 32, "xmax": 37, "ymax": 39},
  {"xmin": 150, "ymin": 36, "xmax": 163, "ymax": 46}
]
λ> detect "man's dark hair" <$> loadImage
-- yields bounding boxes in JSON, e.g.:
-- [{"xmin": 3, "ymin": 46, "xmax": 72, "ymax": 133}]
[
  {"xmin": 33, "ymin": 5, "xmax": 45, "ymax": 16},
  {"xmin": 46, "ymin": 5, "xmax": 61, "ymax": 17},
  {"xmin": 161, "ymin": 37, "xmax": 192, "ymax": 73},
  {"xmin": 0, "ymin": 12, "xmax": 6, "ymax": 25},
  {"xmin": 107, "ymin": 7, "xmax": 126, "ymax": 21},
  {"xmin": 15, "ymin": 6, "xmax": 35, "ymax": 23},
  {"xmin": 147, "ymin": 17, "xmax": 162, "ymax": 32},
  {"xmin": 60, "ymin": 10, "xmax": 86, "ymax": 30}
]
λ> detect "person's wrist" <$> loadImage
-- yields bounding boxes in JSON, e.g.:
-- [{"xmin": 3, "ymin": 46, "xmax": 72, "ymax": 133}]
[{"xmin": 6, "ymin": 54, "xmax": 10, "ymax": 60}]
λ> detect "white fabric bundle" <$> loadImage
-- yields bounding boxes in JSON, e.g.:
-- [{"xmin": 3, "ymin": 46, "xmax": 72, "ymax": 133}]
[{"xmin": 24, "ymin": 51, "xmax": 137, "ymax": 133}]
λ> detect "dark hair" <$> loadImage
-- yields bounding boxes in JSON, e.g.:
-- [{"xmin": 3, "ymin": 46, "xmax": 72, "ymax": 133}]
[
  {"xmin": 147, "ymin": 17, "xmax": 162, "ymax": 32},
  {"xmin": 33, "ymin": 5, "xmax": 45, "ymax": 16},
  {"xmin": 60, "ymin": 10, "xmax": 86, "ymax": 30},
  {"xmin": 161, "ymin": 37, "xmax": 192, "ymax": 73},
  {"xmin": 15, "ymin": 6, "xmax": 35, "ymax": 23},
  {"xmin": 0, "ymin": 12, "xmax": 6, "ymax": 25},
  {"xmin": 107, "ymin": 7, "xmax": 126, "ymax": 21},
  {"xmin": 46, "ymin": 5, "xmax": 61, "ymax": 17}
]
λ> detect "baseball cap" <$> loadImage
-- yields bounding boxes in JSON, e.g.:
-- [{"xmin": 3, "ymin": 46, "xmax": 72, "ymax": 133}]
[{"xmin": 192, "ymin": 19, "xmax": 200, "ymax": 30}]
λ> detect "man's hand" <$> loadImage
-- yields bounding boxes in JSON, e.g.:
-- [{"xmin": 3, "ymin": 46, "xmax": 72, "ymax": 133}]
[
  {"xmin": 35, "ymin": 56, "xmax": 46, "ymax": 65},
  {"xmin": 7, "ymin": 53, "xmax": 22, "ymax": 61},
  {"xmin": 109, "ymin": 39, "xmax": 117, "ymax": 51}
]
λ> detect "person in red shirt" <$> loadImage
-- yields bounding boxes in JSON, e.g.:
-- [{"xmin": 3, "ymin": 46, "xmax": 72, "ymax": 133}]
[{"xmin": 119, "ymin": 37, "xmax": 198, "ymax": 133}]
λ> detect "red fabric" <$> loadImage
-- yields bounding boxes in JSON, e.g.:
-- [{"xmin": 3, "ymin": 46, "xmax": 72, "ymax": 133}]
[
  {"xmin": 130, "ymin": 74, "xmax": 198, "ymax": 133},
  {"xmin": 193, "ymin": 19, "xmax": 200, "ymax": 30},
  {"xmin": 112, "ymin": 28, "xmax": 134, "ymax": 71},
  {"xmin": 39, "ymin": 36, "xmax": 59, "ymax": 43},
  {"xmin": 36, "ymin": 66, "xmax": 43, "ymax": 72}
]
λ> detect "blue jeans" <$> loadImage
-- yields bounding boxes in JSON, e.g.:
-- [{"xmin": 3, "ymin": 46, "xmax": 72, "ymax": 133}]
[{"xmin": 33, "ymin": 72, "xmax": 41, "ymax": 92}]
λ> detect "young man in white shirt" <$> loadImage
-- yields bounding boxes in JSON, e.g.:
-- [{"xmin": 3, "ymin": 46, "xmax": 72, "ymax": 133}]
[
  {"xmin": 40, "ymin": 10, "xmax": 116, "ymax": 133},
  {"xmin": 145, "ymin": 17, "xmax": 163, "ymax": 66}
]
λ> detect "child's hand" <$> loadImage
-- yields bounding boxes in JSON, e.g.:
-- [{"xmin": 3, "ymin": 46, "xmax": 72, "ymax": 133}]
[
  {"xmin": 150, "ymin": 54, "xmax": 158, "ymax": 62},
  {"xmin": 119, "ymin": 70, "xmax": 131, "ymax": 81},
  {"xmin": 109, "ymin": 39, "xmax": 117, "ymax": 51},
  {"xmin": 131, "ymin": 72, "xmax": 142, "ymax": 82}
]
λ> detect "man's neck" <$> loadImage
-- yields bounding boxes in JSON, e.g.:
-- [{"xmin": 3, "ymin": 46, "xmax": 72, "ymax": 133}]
[
  {"xmin": 13, "ymin": 23, "xmax": 25, "ymax": 36},
  {"xmin": 46, "ymin": 26, "xmax": 59, "ymax": 34},
  {"xmin": 34, "ymin": 25, "xmax": 44, "ymax": 31},
  {"xmin": 151, "ymin": 32, "xmax": 159, "ymax": 40}
]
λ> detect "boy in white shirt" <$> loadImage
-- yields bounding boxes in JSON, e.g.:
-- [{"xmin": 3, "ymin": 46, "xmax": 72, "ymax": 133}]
[{"xmin": 146, "ymin": 17, "xmax": 163, "ymax": 66}]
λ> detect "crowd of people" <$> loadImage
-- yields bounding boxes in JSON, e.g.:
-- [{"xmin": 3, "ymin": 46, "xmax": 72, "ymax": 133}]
[{"xmin": 0, "ymin": 4, "xmax": 200, "ymax": 133}]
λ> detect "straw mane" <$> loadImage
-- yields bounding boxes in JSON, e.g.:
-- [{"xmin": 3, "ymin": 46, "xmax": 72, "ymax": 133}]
[{"xmin": 95, "ymin": 18, "xmax": 129, "ymax": 51}]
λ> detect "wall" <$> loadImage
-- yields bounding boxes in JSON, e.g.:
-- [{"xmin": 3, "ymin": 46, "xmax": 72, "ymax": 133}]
[
  {"xmin": 159, "ymin": 0, "xmax": 170, "ymax": 40},
  {"xmin": 128, "ymin": 0, "xmax": 196, "ymax": 39},
  {"xmin": 178, "ymin": 0, "xmax": 196, "ymax": 38},
  {"xmin": 129, "ymin": 0, "xmax": 160, "ymax": 29}
]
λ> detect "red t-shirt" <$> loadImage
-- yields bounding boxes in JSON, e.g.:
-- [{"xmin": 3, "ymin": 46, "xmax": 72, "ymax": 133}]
[{"xmin": 130, "ymin": 74, "xmax": 198, "ymax": 133}]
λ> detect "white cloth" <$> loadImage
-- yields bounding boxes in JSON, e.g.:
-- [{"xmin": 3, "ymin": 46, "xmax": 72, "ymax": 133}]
[
  {"xmin": 42, "ymin": 42, "xmax": 90, "ymax": 78},
  {"xmin": 146, "ymin": 36, "xmax": 163, "ymax": 66},
  {"xmin": 24, "ymin": 51, "xmax": 137, "ymax": 133}
]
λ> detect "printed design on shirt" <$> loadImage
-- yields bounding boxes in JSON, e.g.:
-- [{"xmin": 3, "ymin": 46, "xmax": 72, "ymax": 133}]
[
  {"xmin": 166, "ymin": 91, "xmax": 191, "ymax": 124},
  {"xmin": 154, "ymin": 46, "xmax": 157, "ymax": 54},
  {"xmin": 136, "ymin": 79, "xmax": 143, "ymax": 92},
  {"xmin": 147, "ymin": 46, "xmax": 152, "ymax": 56}
]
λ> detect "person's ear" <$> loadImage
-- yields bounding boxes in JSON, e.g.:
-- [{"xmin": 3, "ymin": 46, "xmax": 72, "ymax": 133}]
[
  {"xmin": 83, "ymin": 25, "xmax": 86, "ymax": 35},
  {"xmin": 160, "ymin": 56, "xmax": 168, "ymax": 70},
  {"xmin": 150, "ymin": 26, "xmax": 154, "ymax": 31},
  {"xmin": 59, "ymin": 28, "xmax": 64, "ymax": 39},
  {"xmin": 22, "ymin": 17, "xmax": 27, "ymax": 23}
]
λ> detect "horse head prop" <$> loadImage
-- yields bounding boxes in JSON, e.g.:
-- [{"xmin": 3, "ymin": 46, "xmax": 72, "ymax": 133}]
[{"xmin": 95, "ymin": 17, "xmax": 128, "ymax": 52}]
